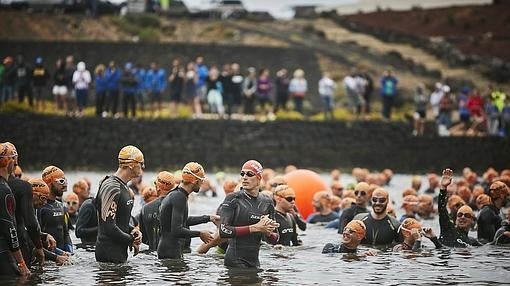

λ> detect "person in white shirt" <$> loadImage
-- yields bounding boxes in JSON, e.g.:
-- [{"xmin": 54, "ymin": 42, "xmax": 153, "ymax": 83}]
[
  {"xmin": 72, "ymin": 61, "xmax": 91, "ymax": 117},
  {"xmin": 318, "ymin": 72, "xmax": 337, "ymax": 120}
]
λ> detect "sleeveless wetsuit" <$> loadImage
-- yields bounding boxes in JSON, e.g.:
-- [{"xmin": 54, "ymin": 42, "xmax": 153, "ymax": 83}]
[
  {"xmin": 438, "ymin": 189, "xmax": 481, "ymax": 247},
  {"xmin": 0, "ymin": 177, "xmax": 20, "ymax": 276},
  {"xmin": 354, "ymin": 213, "xmax": 401, "ymax": 246},
  {"xmin": 94, "ymin": 176, "xmax": 135, "ymax": 263},
  {"xmin": 75, "ymin": 198, "xmax": 98, "ymax": 245},
  {"xmin": 157, "ymin": 187, "xmax": 210, "ymax": 259},
  {"xmin": 219, "ymin": 189, "xmax": 276, "ymax": 268},
  {"xmin": 8, "ymin": 175, "xmax": 42, "ymax": 264}
]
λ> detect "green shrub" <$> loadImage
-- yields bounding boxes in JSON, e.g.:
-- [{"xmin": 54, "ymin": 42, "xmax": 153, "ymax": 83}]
[
  {"xmin": 125, "ymin": 13, "xmax": 160, "ymax": 28},
  {"xmin": 275, "ymin": 110, "xmax": 305, "ymax": 120},
  {"xmin": 0, "ymin": 101, "xmax": 34, "ymax": 114},
  {"xmin": 139, "ymin": 28, "xmax": 160, "ymax": 42}
]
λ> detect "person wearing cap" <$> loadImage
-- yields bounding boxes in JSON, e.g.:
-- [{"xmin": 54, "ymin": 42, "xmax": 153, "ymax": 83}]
[
  {"xmin": 338, "ymin": 182, "xmax": 370, "ymax": 232},
  {"xmin": 307, "ymin": 191, "xmax": 339, "ymax": 224},
  {"xmin": 353, "ymin": 188, "xmax": 400, "ymax": 247},
  {"xmin": 38, "ymin": 165, "xmax": 73, "ymax": 254},
  {"xmin": 29, "ymin": 178, "xmax": 68, "ymax": 266},
  {"xmin": 393, "ymin": 218, "xmax": 441, "ymax": 252},
  {"xmin": 32, "ymin": 56, "xmax": 50, "ymax": 111},
  {"xmin": 270, "ymin": 185, "xmax": 302, "ymax": 247},
  {"xmin": 493, "ymin": 207, "xmax": 510, "ymax": 245},
  {"xmin": 477, "ymin": 180, "xmax": 509, "ymax": 243},
  {"xmin": 75, "ymin": 193, "xmax": 98, "ymax": 246},
  {"xmin": 447, "ymin": 194, "xmax": 465, "ymax": 221},
  {"xmin": 417, "ymin": 194, "xmax": 436, "ymax": 220},
  {"xmin": 4, "ymin": 143, "xmax": 45, "ymax": 268},
  {"xmin": 219, "ymin": 160, "xmax": 280, "ymax": 268},
  {"xmin": 94, "ymin": 145, "xmax": 144, "ymax": 263},
  {"xmin": 438, "ymin": 168, "xmax": 481, "ymax": 247},
  {"xmin": 323, "ymin": 220, "xmax": 368, "ymax": 254},
  {"xmin": 120, "ymin": 62, "xmax": 138, "ymax": 118},
  {"xmin": 157, "ymin": 163, "xmax": 216, "ymax": 259},
  {"xmin": 64, "ymin": 192, "xmax": 80, "ymax": 226},
  {"xmin": 0, "ymin": 143, "xmax": 31, "ymax": 277},
  {"xmin": 138, "ymin": 171, "xmax": 177, "ymax": 251},
  {"xmin": 400, "ymin": 194, "xmax": 419, "ymax": 222},
  {"xmin": 72, "ymin": 61, "xmax": 91, "ymax": 117}
]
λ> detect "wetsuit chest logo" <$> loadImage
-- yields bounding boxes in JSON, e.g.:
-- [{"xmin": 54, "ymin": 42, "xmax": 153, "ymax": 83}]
[
  {"xmin": 5, "ymin": 193, "xmax": 15, "ymax": 216},
  {"xmin": 281, "ymin": 228, "xmax": 294, "ymax": 234},
  {"xmin": 127, "ymin": 200, "xmax": 134, "ymax": 206},
  {"xmin": 53, "ymin": 211, "xmax": 63, "ymax": 217}
]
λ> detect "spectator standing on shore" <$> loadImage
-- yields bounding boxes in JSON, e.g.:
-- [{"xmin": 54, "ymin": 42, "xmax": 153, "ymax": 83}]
[
  {"xmin": 242, "ymin": 67, "xmax": 257, "ymax": 115},
  {"xmin": 120, "ymin": 62, "xmax": 138, "ymax": 118},
  {"xmin": 318, "ymin": 71, "xmax": 337, "ymax": 120},
  {"xmin": 274, "ymin": 68, "xmax": 290, "ymax": 113},
  {"xmin": 413, "ymin": 83, "xmax": 427, "ymax": 136},
  {"xmin": 380, "ymin": 69, "xmax": 398, "ymax": 120},
  {"xmin": 195, "ymin": 56, "xmax": 209, "ymax": 114},
  {"xmin": 219, "ymin": 64, "xmax": 233, "ymax": 117},
  {"xmin": 437, "ymin": 85, "xmax": 453, "ymax": 136},
  {"xmin": 145, "ymin": 62, "xmax": 166, "ymax": 118},
  {"xmin": 359, "ymin": 69, "xmax": 373, "ymax": 113},
  {"xmin": 53, "ymin": 59, "xmax": 68, "ymax": 113},
  {"xmin": 343, "ymin": 70, "xmax": 363, "ymax": 116},
  {"xmin": 256, "ymin": 68, "xmax": 273, "ymax": 116},
  {"xmin": 64, "ymin": 56, "xmax": 76, "ymax": 116},
  {"xmin": 15, "ymin": 54, "xmax": 33, "ymax": 108},
  {"xmin": 184, "ymin": 62, "xmax": 199, "ymax": 117},
  {"xmin": 72, "ymin": 61, "xmax": 92, "ymax": 117},
  {"xmin": 134, "ymin": 63, "xmax": 147, "ymax": 114},
  {"xmin": 94, "ymin": 64, "xmax": 108, "ymax": 117},
  {"xmin": 206, "ymin": 66, "xmax": 224, "ymax": 117},
  {"xmin": 289, "ymin": 68, "xmax": 307, "ymax": 114},
  {"xmin": 105, "ymin": 61, "xmax": 121, "ymax": 118},
  {"xmin": 168, "ymin": 59, "xmax": 184, "ymax": 118},
  {"xmin": 230, "ymin": 63, "xmax": 244, "ymax": 116},
  {"xmin": 2, "ymin": 56, "xmax": 16, "ymax": 106},
  {"xmin": 32, "ymin": 56, "xmax": 50, "ymax": 111}
]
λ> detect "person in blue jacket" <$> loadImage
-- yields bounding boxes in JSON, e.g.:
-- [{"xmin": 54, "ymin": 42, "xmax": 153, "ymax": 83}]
[
  {"xmin": 94, "ymin": 64, "xmax": 108, "ymax": 117},
  {"xmin": 134, "ymin": 63, "xmax": 146, "ymax": 113},
  {"xmin": 380, "ymin": 69, "xmax": 398, "ymax": 120},
  {"xmin": 105, "ymin": 61, "xmax": 121, "ymax": 118},
  {"xmin": 121, "ymin": 62, "xmax": 138, "ymax": 118},
  {"xmin": 145, "ymin": 62, "xmax": 167, "ymax": 117}
]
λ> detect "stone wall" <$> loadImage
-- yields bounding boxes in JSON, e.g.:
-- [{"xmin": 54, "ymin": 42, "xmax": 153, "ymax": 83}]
[{"xmin": 1, "ymin": 114, "xmax": 508, "ymax": 174}]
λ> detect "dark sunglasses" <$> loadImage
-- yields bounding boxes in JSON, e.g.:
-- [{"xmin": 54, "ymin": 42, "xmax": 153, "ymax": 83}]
[
  {"xmin": 457, "ymin": 212, "xmax": 473, "ymax": 219},
  {"xmin": 371, "ymin": 197, "xmax": 387, "ymax": 204},
  {"xmin": 66, "ymin": 201, "xmax": 79, "ymax": 206},
  {"xmin": 240, "ymin": 171, "xmax": 256, "ymax": 177},
  {"xmin": 354, "ymin": 190, "xmax": 367, "ymax": 197},
  {"xmin": 284, "ymin": 197, "xmax": 296, "ymax": 203},
  {"xmin": 55, "ymin": 178, "xmax": 67, "ymax": 185}
]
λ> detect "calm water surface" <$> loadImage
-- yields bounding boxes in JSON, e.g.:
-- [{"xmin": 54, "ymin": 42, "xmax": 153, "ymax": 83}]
[{"xmin": 4, "ymin": 171, "xmax": 509, "ymax": 285}]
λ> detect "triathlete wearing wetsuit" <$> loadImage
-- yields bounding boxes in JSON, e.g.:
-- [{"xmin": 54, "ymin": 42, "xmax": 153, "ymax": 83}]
[
  {"xmin": 75, "ymin": 198, "xmax": 98, "ymax": 245},
  {"xmin": 138, "ymin": 197, "xmax": 163, "ymax": 251},
  {"xmin": 157, "ymin": 187, "xmax": 210, "ymax": 259},
  {"xmin": 354, "ymin": 213, "xmax": 400, "ymax": 247},
  {"xmin": 274, "ymin": 210, "xmax": 300, "ymax": 246},
  {"xmin": 322, "ymin": 243, "xmax": 356, "ymax": 254},
  {"xmin": 493, "ymin": 220, "xmax": 510, "ymax": 245},
  {"xmin": 338, "ymin": 205, "xmax": 369, "ymax": 233},
  {"xmin": 219, "ymin": 189, "xmax": 276, "ymax": 268},
  {"xmin": 438, "ymin": 189, "xmax": 481, "ymax": 247},
  {"xmin": 8, "ymin": 175, "xmax": 43, "ymax": 264},
  {"xmin": 95, "ymin": 176, "xmax": 135, "ymax": 263},
  {"xmin": 477, "ymin": 204, "xmax": 502, "ymax": 243},
  {"xmin": 307, "ymin": 212, "xmax": 338, "ymax": 224},
  {"xmin": 0, "ymin": 177, "xmax": 20, "ymax": 276},
  {"xmin": 37, "ymin": 198, "xmax": 71, "ymax": 251}
]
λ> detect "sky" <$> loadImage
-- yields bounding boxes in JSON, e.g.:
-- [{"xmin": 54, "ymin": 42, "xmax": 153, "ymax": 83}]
[{"xmin": 181, "ymin": 0, "xmax": 492, "ymax": 19}]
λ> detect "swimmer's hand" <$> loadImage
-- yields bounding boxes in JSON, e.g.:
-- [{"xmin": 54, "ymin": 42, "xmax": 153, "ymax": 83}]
[
  {"xmin": 250, "ymin": 216, "xmax": 279, "ymax": 234},
  {"xmin": 363, "ymin": 249, "xmax": 379, "ymax": 256},
  {"xmin": 199, "ymin": 231, "xmax": 214, "ymax": 244},
  {"xmin": 273, "ymin": 244, "xmax": 284, "ymax": 250},
  {"xmin": 46, "ymin": 234, "xmax": 57, "ymax": 250},
  {"xmin": 56, "ymin": 255, "xmax": 69, "ymax": 266},
  {"xmin": 421, "ymin": 228, "xmax": 436, "ymax": 239},
  {"xmin": 130, "ymin": 244, "xmax": 140, "ymax": 256},
  {"xmin": 440, "ymin": 169, "xmax": 453, "ymax": 189},
  {"xmin": 131, "ymin": 228, "xmax": 142, "ymax": 246},
  {"xmin": 33, "ymin": 247, "xmax": 45, "ymax": 268},
  {"xmin": 209, "ymin": 215, "xmax": 220, "ymax": 226}
]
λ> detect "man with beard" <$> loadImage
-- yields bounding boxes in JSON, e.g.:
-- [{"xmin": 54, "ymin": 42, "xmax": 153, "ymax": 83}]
[
  {"xmin": 219, "ymin": 160, "xmax": 280, "ymax": 268},
  {"xmin": 477, "ymin": 181, "xmax": 508, "ymax": 243},
  {"xmin": 339, "ymin": 182, "xmax": 370, "ymax": 232},
  {"xmin": 354, "ymin": 188, "xmax": 400, "ymax": 247},
  {"xmin": 38, "ymin": 166, "xmax": 73, "ymax": 253},
  {"xmin": 157, "ymin": 162, "xmax": 214, "ymax": 259},
  {"xmin": 94, "ymin": 145, "xmax": 144, "ymax": 263}
]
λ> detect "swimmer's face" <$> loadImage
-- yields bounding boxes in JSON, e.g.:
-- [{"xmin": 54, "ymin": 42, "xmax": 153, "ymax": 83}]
[
  {"xmin": 240, "ymin": 169, "xmax": 259, "ymax": 191},
  {"xmin": 455, "ymin": 211, "xmax": 474, "ymax": 230},
  {"xmin": 342, "ymin": 227, "xmax": 358, "ymax": 246},
  {"xmin": 371, "ymin": 196, "xmax": 387, "ymax": 215},
  {"xmin": 66, "ymin": 200, "xmax": 79, "ymax": 214},
  {"xmin": 51, "ymin": 177, "xmax": 67, "ymax": 197},
  {"xmin": 505, "ymin": 209, "xmax": 510, "ymax": 221}
]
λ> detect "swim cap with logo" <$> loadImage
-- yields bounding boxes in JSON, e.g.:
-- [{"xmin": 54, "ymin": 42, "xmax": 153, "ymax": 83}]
[
  {"xmin": 29, "ymin": 178, "xmax": 50, "ymax": 197},
  {"xmin": 42, "ymin": 166, "xmax": 65, "ymax": 186},
  {"xmin": 182, "ymin": 162, "xmax": 205, "ymax": 184},
  {"xmin": 242, "ymin": 160, "xmax": 263, "ymax": 180},
  {"xmin": 118, "ymin": 145, "xmax": 144, "ymax": 168},
  {"xmin": 345, "ymin": 220, "xmax": 366, "ymax": 240},
  {"xmin": 156, "ymin": 171, "xmax": 177, "ymax": 194}
]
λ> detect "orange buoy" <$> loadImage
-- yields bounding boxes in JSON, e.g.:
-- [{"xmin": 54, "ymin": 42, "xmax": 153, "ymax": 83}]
[{"xmin": 285, "ymin": 169, "xmax": 328, "ymax": 219}]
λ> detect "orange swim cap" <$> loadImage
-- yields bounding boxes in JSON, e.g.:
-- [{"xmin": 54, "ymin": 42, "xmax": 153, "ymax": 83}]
[
  {"xmin": 489, "ymin": 181, "xmax": 509, "ymax": 200},
  {"xmin": 223, "ymin": 179, "xmax": 238, "ymax": 195},
  {"xmin": 0, "ymin": 142, "xmax": 17, "ymax": 168},
  {"xmin": 28, "ymin": 178, "xmax": 50, "ymax": 197},
  {"xmin": 354, "ymin": 182, "xmax": 370, "ymax": 193},
  {"xmin": 402, "ymin": 194, "xmax": 419, "ymax": 207},
  {"xmin": 242, "ymin": 160, "xmax": 263, "ymax": 180},
  {"xmin": 73, "ymin": 180, "xmax": 88, "ymax": 196},
  {"xmin": 456, "ymin": 186, "xmax": 472, "ymax": 203},
  {"xmin": 345, "ymin": 220, "xmax": 366, "ymax": 240},
  {"xmin": 400, "ymin": 218, "xmax": 422, "ymax": 234},
  {"xmin": 475, "ymin": 194, "xmax": 492, "ymax": 209},
  {"xmin": 402, "ymin": 188, "xmax": 418, "ymax": 197},
  {"xmin": 141, "ymin": 185, "xmax": 157, "ymax": 203},
  {"xmin": 274, "ymin": 184, "xmax": 296, "ymax": 198},
  {"xmin": 182, "ymin": 162, "xmax": 205, "ymax": 184},
  {"xmin": 118, "ymin": 145, "xmax": 144, "ymax": 168},
  {"xmin": 156, "ymin": 171, "xmax": 177, "ymax": 194},
  {"xmin": 42, "ymin": 166, "xmax": 65, "ymax": 186},
  {"xmin": 447, "ymin": 195, "xmax": 465, "ymax": 210}
]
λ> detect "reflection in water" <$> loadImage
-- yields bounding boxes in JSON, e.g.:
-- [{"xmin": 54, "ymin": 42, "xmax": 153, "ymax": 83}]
[
  {"xmin": 160, "ymin": 258, "xmax": 191, "ymax": 284},
  {"xmin": 95, "ymin": 263, "xmax": 133, "ymax": 285},
  {"xmin": 218, "ymin": 268, "xmax": 263, "ymax": 285}
]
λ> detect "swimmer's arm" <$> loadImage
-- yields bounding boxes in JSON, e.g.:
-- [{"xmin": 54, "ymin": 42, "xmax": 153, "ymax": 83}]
[
  {"xmin": 170, "ymin": 197, "xmax": 200, "ymax": 238},
  {"xmin": 438, "ymin": 189, "xmax": 454, "ymax": 234},
  {"xmin": 429, "ymin": 236, "xmax": 443, "ymax": 249},
  {"xmin": 187, "ymin": 215, "xmax": 210, "ymax": 226},
  {"xmin": 20, "ymin": 183, "xmax": 43, "ymax": 249},
  {"xmin": 75, "ymin": 204, "xmax": 97, "ymax": 239},
  {"xmin": 218, "ymin": 197, "xmax": 246, "ymax": 238},
  {"xmin": 43, "ymin": 248, "xmax": 57, "ymax": 261}
]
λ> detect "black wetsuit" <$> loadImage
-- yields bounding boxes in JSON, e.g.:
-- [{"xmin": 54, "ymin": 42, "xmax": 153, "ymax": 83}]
[
  {"xmin": 438, "ymin": 189, "xmax": 481, "ymax": 247},
  {"xmin": 477, "ymin": 204, "xmax": 502, "ymax": 243},
  {"xmin": 307, "ymin": 212, "xmax": 338, "ymax": 224},
  {"xmin": 37, "ymin": 199, "xmax": 71, "ymax": 251},
  {"xmin": 322, "ymin": 243, "xmax": 357, "ymax": 254},
  {"xmin": 219, "ymin": 189, "xmax": 276, "ymax": 268},
  {"xmin": 0, "ymin": 177, "xmax": 20, "ymax": 276},
  {"xmin": 8, "ymin": 175, "xmax": 43, "ymax": 264},
  {"xmin": 493, "ymin": 220, "xmax": 510, "ymax": 245},
  {"xmin": 75, "ymin": 198, "xmax": 98, "ymax": 245},
  {"xmin": 139, "ymin": 197, "xmax": 163, "ymax": 251},
  {"xmin": 354, "ymin": 213, "xmax": 400, "ymax": 247},
  {"xmin": 274, "ymin": 210, "xmax": 300, "ymax": 246},
  {"xmin": 338, "ymin": 205, "xmax": 369, "ymax": 233},
  {"xmin": 94, "ymin": 176, "xmax": 135, "ymax": 263},
  {"xmin": 157, "ymin": 187, "xmax": 210, "ymax": 259}
]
